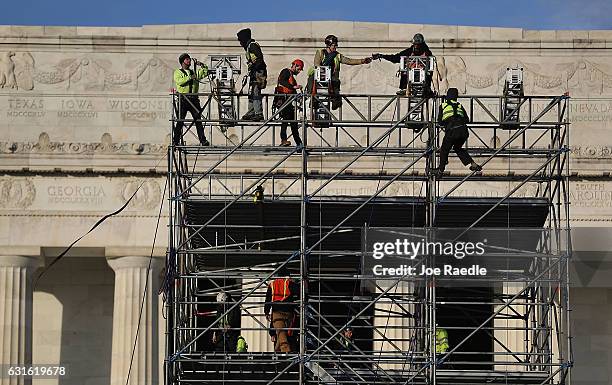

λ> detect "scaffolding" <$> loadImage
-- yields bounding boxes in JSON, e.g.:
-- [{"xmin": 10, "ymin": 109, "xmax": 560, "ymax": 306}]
[{"xmin": 165, "ymin": 89, "xmax": 572, "ymax": 385}]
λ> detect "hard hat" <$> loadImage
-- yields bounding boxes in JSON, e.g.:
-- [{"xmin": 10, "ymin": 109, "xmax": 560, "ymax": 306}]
[
  {"xmin": 412, "ymin": 33, "xmax": 425, "ymax": 44},
  {"xmin": 237, "ymin": 28, "xmax": 252, "ymax": 42},
  {"xmin": 292, "ymin": 59, "xmax": 304, "ymax": 69},
  {"xmin": 178, "ymin": 53, "xmax": 191, "ymax": 64},
  {"xmin": 325, "ymin": 34, "xmax": 339, "ymax": 47},
  {"xmin": 216, "ymin": 292, "xmax": 228, "ymax": 303},
  {"xmin": 446, "ymin": 87, "xmax": 459, "ymax": 100}
]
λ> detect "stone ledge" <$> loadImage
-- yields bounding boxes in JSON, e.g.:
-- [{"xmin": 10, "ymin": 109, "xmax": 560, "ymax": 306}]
[
  {"xmin": 0, "ymin": 246, "xmax": 42, "ymax": 258},
  {"xmin": 44, "ymin": 26, "xmax": 78, "ymax": 36},
  {"xmin": 106, "ymin": 246, "xmax": 166, "ymax": 258},
  {"xmin": 489, "ymin": 27, "xmax": 523, "ymax": 40}
]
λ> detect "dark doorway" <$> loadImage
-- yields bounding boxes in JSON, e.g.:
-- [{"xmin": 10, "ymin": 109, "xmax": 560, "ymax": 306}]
[{"xmin": 436, "ymin": 286, "xmax": 494, "ymax": 370}]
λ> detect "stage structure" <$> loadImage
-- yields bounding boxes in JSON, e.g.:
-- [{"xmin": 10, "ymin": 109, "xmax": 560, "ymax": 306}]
[{"xmin": 164, "ymin": 78, "xmax": 572, "ymax": 385}]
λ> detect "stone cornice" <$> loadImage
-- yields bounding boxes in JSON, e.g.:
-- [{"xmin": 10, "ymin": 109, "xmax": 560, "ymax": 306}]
[{"xmin": 0, "ymin": 22, "xmax": 610, "ymax": 40}]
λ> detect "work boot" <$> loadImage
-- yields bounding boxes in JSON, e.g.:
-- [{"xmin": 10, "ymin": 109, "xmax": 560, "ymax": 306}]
[
  {"xmin": 279, "ymin": 140, "xmax": 291, "ymax": 147},
  {"xmin": 396, "ymin": 89, "xmax": 407, "ymax": 96},
  {"xmin": 429, "ymin": 167, "xmax": 444, "ymax": 177},
  {"xmin": 200, "ymin": 139, "xmax": 210, "ymax": 146},
  {"xmin": 242, "ymin": 111, "xmax": 255, "ymax": 120},
  {"xmin": 251, "ymin": 114, "xmax": 264, "ymax": 122},
  {"xmin": 469, "ymin": 163, "xmax": 482, "ymax": 172}
]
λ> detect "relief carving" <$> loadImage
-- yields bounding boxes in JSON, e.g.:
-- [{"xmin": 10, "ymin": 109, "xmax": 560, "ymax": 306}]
[
  {"xmin": 0, "ymin": 132, "xmax": 167, "ymax": 155},
  {"xmin": 441, "ymin": 56, "xmax": 612, "ymax": 96},
  {"xmin": 1, "ymin": 51, "xmax": 174, "ymax": 92},
  {"xmin": 117, "ymin": 179, "xmax": 162, "ymax": 210},
  {"xmin": 0, "ymin": 177, "xmax": 36, "ymax": 209},
  {"xmin": 0, "ymin": 51, "xmax": 34, "ymax": 90},
  {"xmin": 2, "ymin": 50, "xmax": 612, "ymax": 96}
]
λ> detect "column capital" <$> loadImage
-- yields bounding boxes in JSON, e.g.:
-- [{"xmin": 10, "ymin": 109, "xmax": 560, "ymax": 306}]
[
  {"xmin": 0, "ymin": 255, "xmax": 43, "ymax": 269},
  {"xmin": 106, "ymin": 255, "xmax": 163, "ymax": 271}
]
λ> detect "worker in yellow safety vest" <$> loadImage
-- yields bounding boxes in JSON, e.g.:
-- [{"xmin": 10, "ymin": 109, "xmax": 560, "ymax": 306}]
[
  {"xmin": 431, "ymin": 87, "xmax": 482, "ymax": 176},
  {"xmin": 435, "ymin": 326, "xmax": 449, "ymax": 354},
  {"xmin": 307, "ymin": 35, "xmax": 372, "ymax": 110}
]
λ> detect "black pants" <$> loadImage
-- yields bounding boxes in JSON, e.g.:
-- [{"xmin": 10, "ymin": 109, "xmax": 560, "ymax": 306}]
[
  {"xmin": 214, "ymin": 330, "xmax": 239, "ymax": 353},
  {"xmin": 174, "ymin": 95, "xmax": 206, "ymax": 145},
  {"xmin": 439, "ymin": 125, "xmax": 473, "ymax": 171},
  {"xmin": 280, "ymin": 104, "xmax": 302, "ymax": 145},
  {"xmin": 330, "ymin": 80, "xmax": 341, "ymax": 110}
]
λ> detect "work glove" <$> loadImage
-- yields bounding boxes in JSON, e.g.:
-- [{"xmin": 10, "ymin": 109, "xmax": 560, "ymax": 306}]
[{"xmin": 372, "ymin": 53, "xmax": 382, "ymax": 60}]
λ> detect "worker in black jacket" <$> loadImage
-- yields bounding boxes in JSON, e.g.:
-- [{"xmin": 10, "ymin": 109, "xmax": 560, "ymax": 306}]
[
  {"xmin": 212, "ymin": 292, "xmax": 241, "ymax": 352},
  {"xmin": 372, "ymin": 33, "xmax": 434, "ymax": 95},
  {"xmin": 237, "ymin": 28, "xmax": 267, "ymax": 121},
  {"xmin": 432, "ymin": 88, "xmax": 482, "ymax": 176}
]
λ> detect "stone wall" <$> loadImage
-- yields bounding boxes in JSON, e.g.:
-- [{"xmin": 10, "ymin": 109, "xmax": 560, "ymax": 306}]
[{"xmin": 1, "ymin": 21, "xmax": 611, "ymax": 385}]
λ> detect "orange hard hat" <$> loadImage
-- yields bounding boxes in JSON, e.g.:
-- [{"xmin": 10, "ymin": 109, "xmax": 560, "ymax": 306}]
[{"xmin": 292, "ymin": 59, "xmax": 304, "ymax": 69}]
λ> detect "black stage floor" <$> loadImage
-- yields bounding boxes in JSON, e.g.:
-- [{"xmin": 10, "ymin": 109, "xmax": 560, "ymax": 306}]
[{"xmin": 184, "ymin": 197, "xmax": 549, "ymax": 254}]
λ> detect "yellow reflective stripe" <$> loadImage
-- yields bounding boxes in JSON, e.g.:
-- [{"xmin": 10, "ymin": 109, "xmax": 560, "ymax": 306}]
[
  {"xmin": 441, "ymin": 102, "xmax": 465, "ymax": 121},
  {"xmin": 246, "ymin": 41, "xmax": 260, "ymax": 64}
]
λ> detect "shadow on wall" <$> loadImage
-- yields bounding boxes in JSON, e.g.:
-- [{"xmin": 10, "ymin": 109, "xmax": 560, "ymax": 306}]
[{"xmin": 33, "ymin": 256, "xmax": 114, "ymax": 385}]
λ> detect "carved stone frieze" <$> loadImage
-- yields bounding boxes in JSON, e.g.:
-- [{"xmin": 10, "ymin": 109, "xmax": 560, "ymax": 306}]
[
  {"xmin": 441, "ymin": 56, "xmax": 612, "ymax": 96},
  {"xmin": 0, "ymin": 51, "xmax": 175, "ymax": 92},
  {"xmin": 0, "ymin": 132, "xmax": 167, "ymax": 155}
]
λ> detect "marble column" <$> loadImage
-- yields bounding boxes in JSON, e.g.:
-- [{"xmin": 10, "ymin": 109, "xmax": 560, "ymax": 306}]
[
  {"xmin": 373, "ymin": 280, "xmax": 415, "ymax": 370},
  {"xmin": 494, "ymin": 282, "xmax": 527, "ymax": 372},
  {"xmin": 240, "ymin": 280, "xmax": 274, "ymax": 352},
  {"xmin": 107, "ymin": 256, "xmax": 161, "ymax": 385},
  {"xmin": 0, "ymin": 255, "xmax": 41, "ymax": 385}
]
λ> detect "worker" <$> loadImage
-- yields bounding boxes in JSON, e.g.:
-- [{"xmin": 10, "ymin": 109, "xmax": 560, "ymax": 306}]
[
  {"xmin": 274, "ymin": 59, "xmax": 304, "ymax": 147},
  {"xmin": 372, "ymin": 33, "xmax": 434, "ymax": 96},
  {"xmin": 435, "ymin": 326, "xmax": 449, "ymax": 354},
  {"xmin": 435, "ymin": 325, "xmax": 449, "ymax": 367},
  {"xmin": 431, "ymin": 88, "xmax": 482, "ymax": 176},
  {"xmin": 253, "ymin": 185, "xmax": 264, "ymax": 203},
  {"xmin": 310, "ymin": 34, "xmax": 372, "ymax": 110},
  {"xmin": 173, "ymin": 53, "xmax": 210, "ymax": 146},
  {"xmin": 341, "ymin": 326, "xmax": 354, "ymax": 351},
  {"xmin": 237, "ymin": 28, "xmax": 267, "ymax": 121},
  {"xmin": 212, "ymin": 292, "xmax": 241, "ymax": 353},
  {"xmin": 264, "ymin": 267, "xmax": 299, "ymax": 353},
  {"xmin": 236, "ymin": 335, "xmax": 248, "ymax": 353}
]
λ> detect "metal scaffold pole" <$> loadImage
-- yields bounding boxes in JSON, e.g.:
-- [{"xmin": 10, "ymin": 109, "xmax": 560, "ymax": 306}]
[{"xmin": 162, "ymin": 88, "xmax": 572, "ymax": 385}]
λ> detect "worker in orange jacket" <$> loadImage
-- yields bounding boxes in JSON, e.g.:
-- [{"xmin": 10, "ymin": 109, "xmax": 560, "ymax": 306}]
[
  {"xmin": 265, "ymin": 267, "xmax": 299, "ymax": 353},
  {"xmin": 274, "ymin": 59, "xmax": 305, "ymax": 147}
]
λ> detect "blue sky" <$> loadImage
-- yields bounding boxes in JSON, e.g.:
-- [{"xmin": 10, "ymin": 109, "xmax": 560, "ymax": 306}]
[{"xmin": 2, "ymin": 0, "xmax": 611, "ymax": 30}]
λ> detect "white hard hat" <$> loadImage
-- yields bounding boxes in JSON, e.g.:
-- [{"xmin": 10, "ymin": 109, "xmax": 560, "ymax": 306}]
[{"xmin": 216, "ymin": 292, "xmax": 228, "ymax": 303}]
